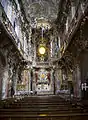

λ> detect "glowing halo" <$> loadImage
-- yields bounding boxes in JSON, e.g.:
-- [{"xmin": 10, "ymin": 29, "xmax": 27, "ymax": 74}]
[{"xmin": 39, "ymin": 46, "xmax": 46, "ymax": 55}]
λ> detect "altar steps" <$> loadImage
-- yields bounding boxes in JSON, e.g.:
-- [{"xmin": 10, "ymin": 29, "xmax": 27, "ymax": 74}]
[{"xmin": 0, "ymin": 95, "xmax": 88, "ymax": 120}]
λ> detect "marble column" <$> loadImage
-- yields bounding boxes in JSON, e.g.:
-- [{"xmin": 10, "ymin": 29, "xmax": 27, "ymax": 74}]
[
  {"xmin": 2, "ymin": 65, "xmax": 8, "ymax": 99},
  {"xmin": 73, "ymin": 64, "xmax": 81, "ymax": 99},
  {"xmin": 32, "ymin": 69, "xmax": 36, "ymax": 93},
  {"xmin": 52, "ymin": 68, "xmax": 56, "ymax": 95},
  {"xmin": 0, "ymin": 63, "xmax": 4, "ymax": 99},
  {"xmin": 49, "ymin": 69, "xmax": 54, "ymax": 94},
  {"xmin": 30, "ymin": 68, "xmax": 33, "ymax": 91},
  {"xmin": 55, "ymin": 68, "xmax": 62, "ymax": 93},
  {"xmin": 28, "ymin": 69, "xmax": 31, "ymax": 92},
  {"xmin": 14, "ymin": 66, "xmax": 19, "ymax": 94}
]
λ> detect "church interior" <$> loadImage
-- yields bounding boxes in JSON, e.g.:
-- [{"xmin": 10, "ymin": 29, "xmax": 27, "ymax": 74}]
[{"xmin": 0, "ymin": 0, "xmax": 88, "ymax": 119}]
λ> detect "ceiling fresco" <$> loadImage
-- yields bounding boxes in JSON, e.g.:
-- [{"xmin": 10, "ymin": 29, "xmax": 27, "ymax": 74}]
[{"xmin": 22, "ymin": 0, "xmax": 60, "ymax": 28}]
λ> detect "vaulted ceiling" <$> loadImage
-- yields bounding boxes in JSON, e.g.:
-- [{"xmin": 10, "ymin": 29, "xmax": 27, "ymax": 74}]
[
  {"xmin": 21, "ymin": 0, "xmax": 60, "ymax": 63},
  {"xmin": 22, "ymin": 0, "xmax": 60, "ymax": 28}
]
